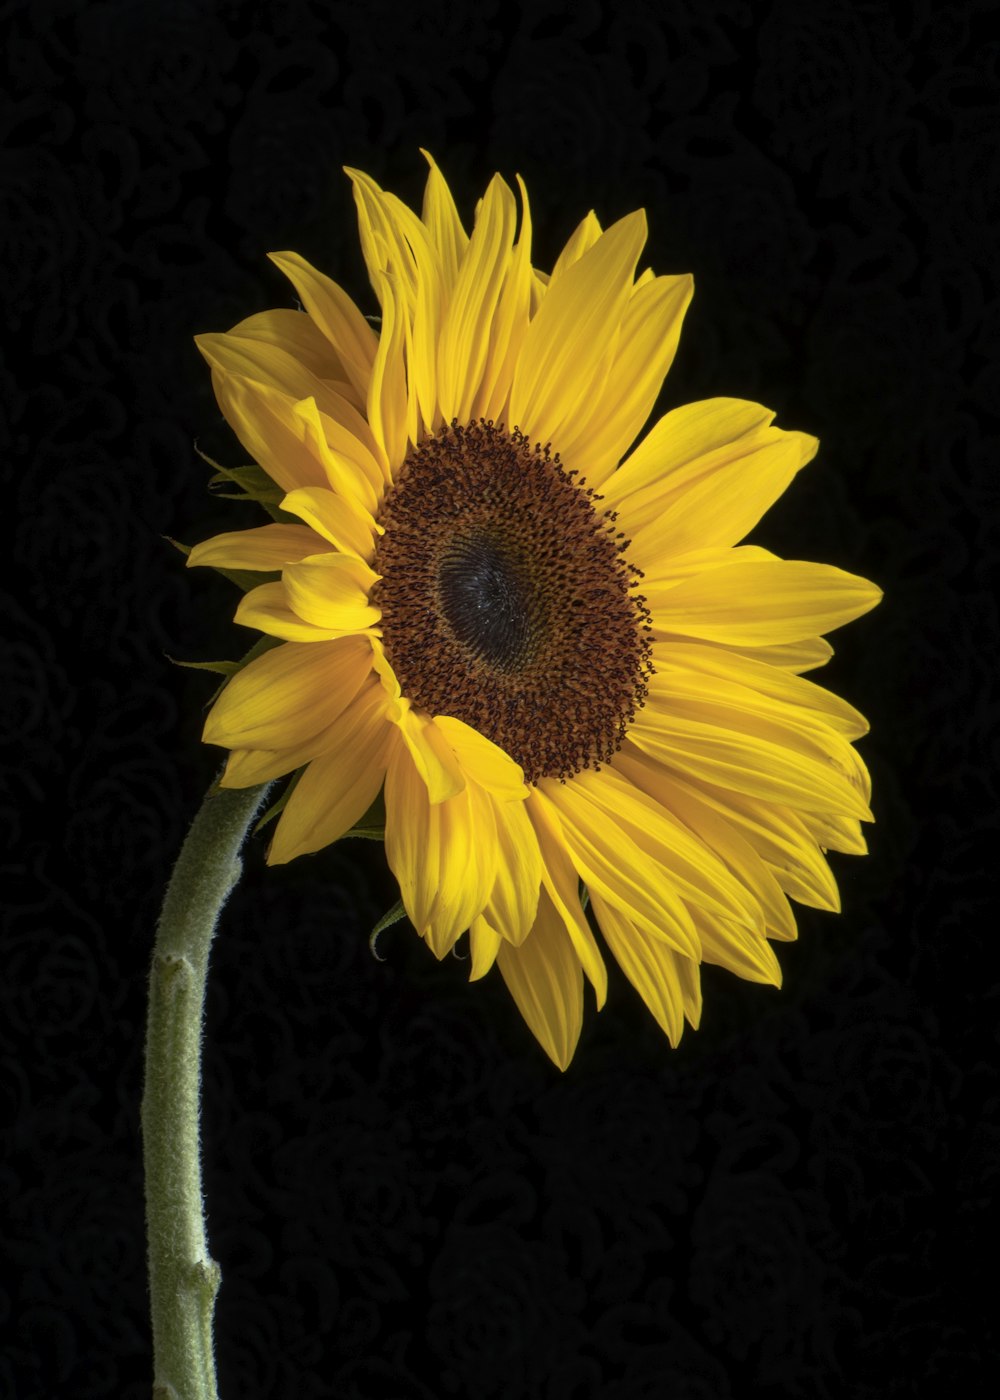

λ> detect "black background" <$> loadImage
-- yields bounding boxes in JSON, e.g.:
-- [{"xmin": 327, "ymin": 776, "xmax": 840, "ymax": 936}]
[{"xmin": 4, "ymin": 1, "xmax": 996, "ymax": 1396}]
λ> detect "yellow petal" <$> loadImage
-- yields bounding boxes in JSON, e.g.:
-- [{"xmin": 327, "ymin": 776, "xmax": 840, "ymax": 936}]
[
  {"xmin": 227, "ymin": 307, "xmax": 357, "ymax": 397},
  {"xmin": 293, "ymin": 396, "xmax": 384, "ymax": 515},
  {"xmin": 475, "ymin": 174, "xmax": 533, "ymax": 426},
  {"xmin": 383, "ymin": 738, "xmax": 437, "ymax": 937},
  {"xmin": 204, "ymin": 635, "xmax": 372, "ymax": 750},
  {"xmin": 384, "ymin": 744, "xmax": 495, "ymax": 954},
  {"xmin": 559, "ymin": 272, "xmax": 694, "ymax": 488},
  {"xmin": 534, "ymin": 776, "xmax": 703, "ymax": 958},
  {"xmin": 645, "ymin": 559, "xmax": 882, "ymax": 647},
  {"xmin": 691, "ymin": 909, "xmax": 784, "ymax": 986},
  {"xmin": 496, "ymin": 888, "xmax": 584, "ymax": 1070},
  {"xmin": 282, "ymin": 552, "xmax": 381, "ymax": 631},
  {"xmin": 546, "ymin": 210, "xmax": 603, "ymax": 288},
  {"xmin": 427, "ymin": 779, "xmax": 498, "ymax": 956},
  {"xmin": 437, "ymin": 174, "xmax": 517, "ymax": 426},
  {"xmin": 235, "ymin": 581, "xmax": 368, "ymax": 642},
  {"xmin": 432, "ymin": 715, "xmax": 527, "ymax": 798},
  {"xmin": 632, "ymin": 434, "xmax": 817, "ymax": 564},
  {"xmin": 267, "ymin": 250, "xmax": 378, "ymax": 405},
  {"xmin": 652, "ymin": 640, "xmax": 870, "ymax": 738},
  {"xmin": 801, "ymin": 811, "xmax": 870, "ymax": 855},
  {"xmin": 219, "ymin": 652, "xmax": 395, "ymax": 787},
  {"xmin": 642, "ymin": 666, "xmax": 871, "ymax": 805},
  {"xmin": 480, "ymin": 796, "xmax": 542, "ymax": 946},
  {"xmin": 614, "ymin": 748, "xmax": 798, "ymax": 943},
  {"xmin": 628, "ymin": 702, "xmax": 872, "ymax": 821},
  {"xmin": 420, "ymin": 148, "xmax": 469, "ymax": 295},
  {"xmin": 238, "ymin": 385, "xmax": 381, "ymax": 521},
  {"xmin": 220, "ymin": 723, "xmax": 333, "ymax": 788},
  {"xmin": 406, "ymin": 211, "xmax": 446, "ymax": 435},
  {"xmin": 509, "ymin": 210, "xmax": 646, "ymax": 447},
  {"xmin": 281, "ymin": 486, "xmax": 379, "ymax": 564},
  {"xmin": 604, "ymin": 397, "xmax": 776, "ymax": 506},
  {"xmin": 722, "ymin": 636, "xmax": 834, "ymax": 673},
  {"xmin": 620, "ymin": 743, "xmax": 842, "ymax": 913},
  {"xmin": 221, "ymin": 746, "xmax": 297, "ymax": 788},
  {"xmin": 571, "ymin": 765, "xmax": 765, "ymax": 933},
  {"xmin": 204, "ymin": 367, "xmax": 328, "ymax": 493},
  {"xmin": 187, "ymin": 523, "xmax": 323, "ymax": 572},
  {"xmin": 196, "ymin": 331, "xmax": 358, "ymax": 431},
  {"xmin": 200, "ymin": 336, "xmax": 383, "ymax": 509},
  {"xmin": 677, "ymin": 952, "xmax": 703, "ymax": 1029},
  {"xmin": 393, "ymin": 705, "xmax": 466, "ymax": 803},
  {"xmin": 526, "ymin": 788, "xmax": 607, "ymax": 1008},
  {"xmin": 366, "ymin": 270, "xmax": 409, "ymax": 477},
  {"xmin": 368, "ymin": 635, "xmax": 403, "ymax": 705},
  {"xmin": 346, "ymin": 170, "xmax": 446, "ymax": 441},
  {"xmin": 469, "ymin": 914, "xmax": 502, "ymax": 981},
  {"xmin": 350, "ymin": 173, "xmax": 443, "ymax": 307},
  {"xmin": 529, "ymin": 269, "xmax": 548, "ymax": 316},
  {"xmin": 380, "ymin": 186, "xmax": 447, "ymax": 434},
  {"xmin": 268, "ymin": 679, "xmax": 398, "ymax": 863},
  {"xmin": 586, "ymin": 889, "xmax": 687, "ymax": 1046},
  {"xmin": 638, "ymin": 544, "xmax": 778, "ymax": 589}
]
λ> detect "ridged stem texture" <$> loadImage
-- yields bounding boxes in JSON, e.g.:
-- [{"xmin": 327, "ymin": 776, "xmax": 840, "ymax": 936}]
[{"xmin": 142, "ymin": 779, "xmax": 272, "ymax": 1400}]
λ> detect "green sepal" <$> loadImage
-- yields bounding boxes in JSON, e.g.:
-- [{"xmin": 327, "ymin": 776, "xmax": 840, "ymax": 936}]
[
  {"xmin": 168, "ymin": 657, "xmax": 241, "ymax": 679},
  {"xmin": 167, "ymin": 518, "xmax": 282, "ymax": 595},
  {"xmin": 167, "ymin": 633, "xmax": 283, "ymax": 707},
  {"xmin": 343, "ymin": 787, "xmax": 386, "ymax": 842},
  {"xmin": 195, "ymin": 445, "xmax": 297, "ymax": 525},
  {"xmin": 369, "ymin": 897, "xmax": 408, "ymax": 960},
  {"xmin": 211, "ymin": 565, "xmax": 281, "ymax": 593}
]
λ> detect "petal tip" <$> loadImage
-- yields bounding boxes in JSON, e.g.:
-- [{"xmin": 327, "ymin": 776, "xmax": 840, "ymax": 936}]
[{"xmin": 799, "ymin": 433, "xmax": 820, "ymax": 465}]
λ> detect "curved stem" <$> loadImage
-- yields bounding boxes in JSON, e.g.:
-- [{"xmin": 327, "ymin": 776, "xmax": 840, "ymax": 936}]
[{"xmin": 142, "ymin": 778, "xmax": 272, "ymax": 1400}]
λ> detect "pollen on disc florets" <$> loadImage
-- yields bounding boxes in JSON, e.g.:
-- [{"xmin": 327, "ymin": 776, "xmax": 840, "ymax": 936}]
[{"xmin": 371, "ymin": 419, "xmax": 654, "ymax": 785}]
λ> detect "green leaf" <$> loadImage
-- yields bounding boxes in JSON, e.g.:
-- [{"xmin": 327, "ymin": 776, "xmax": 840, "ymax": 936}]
[{"xmin": 369, "ymin": 898, "xmax": 408, "ymax": 960}]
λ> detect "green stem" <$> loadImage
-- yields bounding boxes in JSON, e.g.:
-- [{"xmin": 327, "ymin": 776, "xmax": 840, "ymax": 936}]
[{"xmin": 142, "ymin": 778, "xmax": 272, "ymax": 1400}]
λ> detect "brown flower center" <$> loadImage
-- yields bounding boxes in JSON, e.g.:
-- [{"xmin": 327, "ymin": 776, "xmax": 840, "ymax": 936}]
[{"xmin": 371, "ymin": 419, "xmax": 653, "ymax": 784}]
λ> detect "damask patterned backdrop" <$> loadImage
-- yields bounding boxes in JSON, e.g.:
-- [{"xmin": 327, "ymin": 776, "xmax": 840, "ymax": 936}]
[{"xmin": 3, "ymin": 0, "xmax": 995, "ymax": 1395}]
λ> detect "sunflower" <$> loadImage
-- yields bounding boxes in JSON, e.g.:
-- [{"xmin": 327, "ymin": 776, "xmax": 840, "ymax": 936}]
[{"xmin": 188, "ymin": 152, "xmax": 880, "ymax": 1068}]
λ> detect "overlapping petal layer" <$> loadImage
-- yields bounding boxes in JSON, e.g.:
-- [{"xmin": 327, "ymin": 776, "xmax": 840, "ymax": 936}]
[{"xmin": 188, "ymin": 153, "xmax": 880, "ymax": 1068}]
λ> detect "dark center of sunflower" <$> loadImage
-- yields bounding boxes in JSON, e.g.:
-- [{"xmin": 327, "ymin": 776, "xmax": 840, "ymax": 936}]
[
  {"xmin": 371, "ymin": 419, "xmax": 653, "ymax": 784},
  {"xmin": 436, "ymin": 532, "xmax": 536, "ymax": 671}
]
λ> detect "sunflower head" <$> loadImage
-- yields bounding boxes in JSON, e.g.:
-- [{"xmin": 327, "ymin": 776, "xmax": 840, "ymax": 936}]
[
  {"xmin": 187, "ymin": 152, "xmax": 880, "ymax": 1068},
  {"xmin": 371, "ymin": 416, "xmax": 656, "ymax": 784}
]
